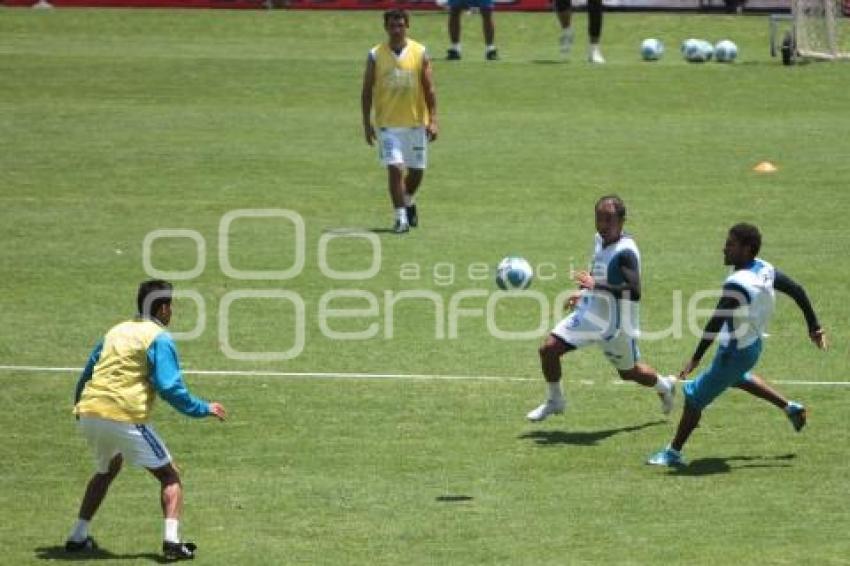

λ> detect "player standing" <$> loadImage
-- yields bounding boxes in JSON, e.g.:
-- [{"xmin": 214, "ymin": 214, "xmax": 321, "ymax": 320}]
[
  {"xmin": 66, "ymin": 280, "xmax": 227, "ymax": 560},
  {"xmin": 361, "ymin": 9, "xmax": 439, "ymax": 234},
  {"xmin": 445, "ymin": 0, "xmax": 499, "ymax": 61}
]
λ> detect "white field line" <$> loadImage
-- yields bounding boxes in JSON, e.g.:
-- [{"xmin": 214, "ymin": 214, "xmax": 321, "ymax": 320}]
[{"xmin": 0, "ymin": 364, "xmax": 848, "ymax": 386}]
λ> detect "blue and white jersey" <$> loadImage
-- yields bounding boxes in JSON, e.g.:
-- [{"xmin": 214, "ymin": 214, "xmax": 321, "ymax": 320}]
[
  {"xmin": 719, "ymin": 258, "xmax": 776, "ymax": 348},
  {"xmin": 576, "ymin": 233, "xmax": 641, "ymax": 337}
]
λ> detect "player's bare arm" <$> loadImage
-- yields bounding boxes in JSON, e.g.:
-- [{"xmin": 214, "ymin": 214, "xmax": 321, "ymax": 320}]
[
  {"xmin": 361, "ymin": 56, "xmax": 377, "ymax": 145},
  {"xmin": 420, "ymin": 56, "xmax": 438, "ymax": 141}
]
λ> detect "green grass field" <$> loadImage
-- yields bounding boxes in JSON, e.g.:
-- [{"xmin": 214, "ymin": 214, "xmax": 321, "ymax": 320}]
[{"xmin": 1, "ymin": 7, "xmax": 849, "ymax": 564}]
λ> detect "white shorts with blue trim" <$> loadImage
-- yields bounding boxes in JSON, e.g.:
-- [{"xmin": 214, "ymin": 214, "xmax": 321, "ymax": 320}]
[
  {"xmin": 377, "ymin": 127, "xmax": 427, "ymax": 169},
  {"xmin": 78, "ymin": 417, "xmax": 172, "ymax": 473},
  {"xmin": 551, "ymin": 310, "xmax": 640, "ymax": 371}
]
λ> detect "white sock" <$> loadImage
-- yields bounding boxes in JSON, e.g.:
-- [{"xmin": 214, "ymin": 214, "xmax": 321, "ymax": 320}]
[
  {"xmin": 653, "ymin": 375, "xmax": 670, "ymax": 393},
  {"xmin": 69, "ymin": 519, "xmax": 89, "ymax": 542},
  {"xmin": 394, "ymin": 207, "xmax": 408, "ymax": 224},
  {"xmin": 486, "ymin": 44, "xmax": 497, "ymax": 52},
  {"xmin": 451, "ymin": 43, "xmax": 461, "ymax": 52},
  {"xmin": 590, "ymin": 43, "xmax": 601, "ymax": 52},
  {"xmin": 164, "ymin": 518, "xmax": 180, "ymax": 544},
  {"xmin": 547, "ymin": 381, "xmax": 564, "ymax": 401}
]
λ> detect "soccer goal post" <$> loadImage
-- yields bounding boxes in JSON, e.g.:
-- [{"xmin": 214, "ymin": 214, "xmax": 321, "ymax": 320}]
[{"xmin": 793, "ymin": 0, "xmax": 850, "ymax": 60}]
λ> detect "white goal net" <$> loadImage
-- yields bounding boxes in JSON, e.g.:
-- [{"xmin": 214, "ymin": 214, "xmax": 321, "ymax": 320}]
[{"xmin": 793, "ymin": 0, "xmax": 850, "ymax": 59}]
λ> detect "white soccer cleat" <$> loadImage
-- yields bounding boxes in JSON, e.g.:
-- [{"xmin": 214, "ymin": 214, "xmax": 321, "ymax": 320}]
[
  {"xmin": 559, "ymin": 28, "xmax": 575, "ymax": 55},
  {"xmin": 657, "ymin": 375, "xmax": 676, "ymax": 415},
  {"xmin": 588, "ymin": 46, "xmax": 606, "ymax": 64},
  {"xmin": 526, "ymin": 398, "xmax": 566, "ymax": 422}
]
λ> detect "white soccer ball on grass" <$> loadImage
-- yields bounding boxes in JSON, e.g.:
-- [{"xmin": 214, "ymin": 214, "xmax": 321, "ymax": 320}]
[
  {"xmin": 714, "ymin": 39, "xmax": 738, "ymax": 62},
  {"xmin": 640, "ymin": 38, "xmax": 664, "ymax": 61},
  {"xmin": 683, "ymin": 39, "xmax": 713, "ymax": 63}
]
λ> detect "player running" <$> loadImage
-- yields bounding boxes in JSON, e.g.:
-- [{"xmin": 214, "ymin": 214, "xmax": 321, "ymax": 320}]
[
  {"xmin": 648, "ymin": 223, "xmax": 828, "ymax": 467},
  {"xmin": 527, "ymin": 195, "xmax": 676, "ymax": 422}
]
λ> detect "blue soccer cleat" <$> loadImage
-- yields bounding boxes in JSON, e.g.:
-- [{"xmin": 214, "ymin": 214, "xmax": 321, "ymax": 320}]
[{"xmin": 647, "ymin": 446, "xmax": 686, "ymax": 467}]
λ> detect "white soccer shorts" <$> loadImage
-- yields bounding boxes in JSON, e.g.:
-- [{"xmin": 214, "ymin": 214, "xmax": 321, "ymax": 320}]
[
  {"xmin": 78, "ymin": 417, "xmax": 172, "ymax": 473},
  {"xmin": 377, "ymin": 127, "xmax": 428, "ymax": 169},
  {"xmin": 551, "ymin": 310, "xmax": 640, "ymax": 371}
]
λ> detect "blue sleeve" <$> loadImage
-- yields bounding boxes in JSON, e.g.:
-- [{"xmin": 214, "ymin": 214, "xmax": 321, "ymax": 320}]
[
  {"xmin": 147, "ymin": 333, "xmax": 210, "ymax": 418},
  {"xmin": 75, "ymin": 339, "xmax": 103, "ymax": 404}
]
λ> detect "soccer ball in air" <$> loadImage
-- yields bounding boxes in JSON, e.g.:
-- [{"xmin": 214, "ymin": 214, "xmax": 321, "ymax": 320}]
[
  {"xmin": 640, "ymin": 38, "xmax": 664, "ymax": 61},
  {"xmin": 714, "ymin": 40, "xmax": 738, "ymax": 62},
  {"xmin": 495, "ymin": 256, "xmax": 534, "ymax": 290}
]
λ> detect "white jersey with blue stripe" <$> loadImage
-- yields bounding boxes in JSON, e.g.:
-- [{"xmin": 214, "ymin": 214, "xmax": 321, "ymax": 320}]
[
  {"xmin": 576, "ymin": 233, "xmax": 641, "ymax": 337},
  {"xmin": 719, "ymin": 257, "xmax": 776, "ymax": 348}
]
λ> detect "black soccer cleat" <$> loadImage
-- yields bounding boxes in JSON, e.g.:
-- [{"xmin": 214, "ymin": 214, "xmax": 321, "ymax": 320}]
[
  {"xmin": 786, "ymin": 402, "xmax": 807, "ymax": 432},
  {"xmin": 65, "ymin": 536, "xmax": 98, "ymax": 553},
  {"xmin": 163, "ymin": 541, "xmax": 197, "ymax": 561},
  {"xmin": 485, "ymin": 48, "xmax": 499, "ymax": 61},
  {"xmin": 446, "ymin": 48, "xmax": 461, "ymax": 61},
  {"xmin": 406, "ymin": 204, "xmax": 418, "ymax": 228}
]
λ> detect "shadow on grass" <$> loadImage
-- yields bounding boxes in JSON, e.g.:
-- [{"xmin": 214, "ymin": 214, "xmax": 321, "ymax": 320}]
[
  {"xmin": 35, "ymin": 546, "xmax": 167, "ymax": 563},
  {"xmin": 669, "ymin": 453, "xmax": 797, "ymax": 477},
  {"xmin": 519, "ymin": 420, "xmax": 666, "ymax": 446},
  {"xmin": 322, "ymin": 227, "xmax": 403, "ymax": 235},
  {"xmin": 436, "ymin": 495, "xmax": 474, "ymax": 503},
  {"xmin": 530, "ymin": 59, "xmax": 569, "ymax": 65}
]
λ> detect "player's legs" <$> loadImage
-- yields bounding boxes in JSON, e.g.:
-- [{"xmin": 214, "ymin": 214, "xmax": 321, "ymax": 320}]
[
  {"xmin": 554, "ymin": 0, "xmax": 574, "ymax": 54},
  {"xmin": 66, "ymin": 453, "xmax": 122, "ymax": 551},
  {"xmin": 604, "ymin": 333, "xmax": 676, "ymax": 414},
  {"xmin": 735, "ymin": 372, "xmax": 786, "ymax": 409},
  {"xmin": 588, "ymin": 0, "xmax": 603, "ymax": 43},
  {"xmin": 478, "ymin": 4, "xmax": 497, "ymax": 59},
  {"xmin": 68, "ymin": 418, "xmax": 127, "ymax": 550},
  {"xmin": 618, "ymin": 362, "xmax": 657, "ymax": 387},
  {"xmin": 148, "ymin": 463, "xmax": 197, "ymax": 560},
  {"xmin": 670, "ymin": 401, "xmax": 702, "ymax": 452},
  {"xmin": 554, "ymin": 0, "xmax": 571, "ymax": 28},
  {"xmin": 77, "ymin": 454, "xmax": 123, "ymax": 521},
  {"xmin": 736, "ymin": 373, "xmax": 808, "ymax": 431},
  {"xmin": 405, "ymin": 168, "xmax": 423, "ymax": 228},
  {"xmin": 587, "ymin": 0, "xmax": 605, "ymax": 63},
  {"xmin": 387, "ymin": 165, "xmax": 406, "ymax": 209},
  {"xmin": 400, "ymin": 128, "xmax": 427, "ymax": 229},
  {"xmin": 648, "ymin": 343, "xmax": 759, "ymax": 466},
  {"xmin": 540, "ymin": 333, "xmax": 572, "ymax": 383},
  {"xmin": 148, "ymin": 463, "xmax": 183, "ymax": 522},
  {"xmin": 447, "ymin": 5, "xmax": 463, "ymax": 59},
  {"xmin": 448, "ymin": 7, "xmax": 462, "ymax": 43},
  {"xmin": 378, "ymin": 128, "xmax": 411, "ymax": 232},
  {"xmin": 527, "ymin": 334, "xmax": 573, "ymax": 421}
]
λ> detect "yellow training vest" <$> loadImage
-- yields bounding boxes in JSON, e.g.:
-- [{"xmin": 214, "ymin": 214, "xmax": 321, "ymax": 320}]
[
  {"xmin": 371, "ymin": 39, "xmax": 429, "ymax": 128},
  {"xmin": 75, "ymin": 319, "xmax": 165, "ymax": 423}
]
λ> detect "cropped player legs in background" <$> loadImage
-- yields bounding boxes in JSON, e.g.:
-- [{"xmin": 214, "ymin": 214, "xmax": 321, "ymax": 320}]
[
  {"xmin": 555, "ymin": 0, "xmax": 604, "ymax": 63},
  {"xmin": 447, "ymin": 0, "xmax": 498, "ymax": 60}
]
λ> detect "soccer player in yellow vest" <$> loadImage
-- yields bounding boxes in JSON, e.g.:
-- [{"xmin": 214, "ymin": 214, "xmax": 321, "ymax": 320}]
[
  {"xmin": 66, "ymin": 280, "xmax": 226, "ymax": 561},
  {"xmin": 362, "ymin": 9, "xmax": 438, "ymax": 234}
]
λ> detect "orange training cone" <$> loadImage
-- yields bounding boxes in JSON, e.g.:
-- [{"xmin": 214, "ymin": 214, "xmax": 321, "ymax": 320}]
[{"xmin": 753, "ymin": 161, "xmax": 778, "ymax": 173}]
